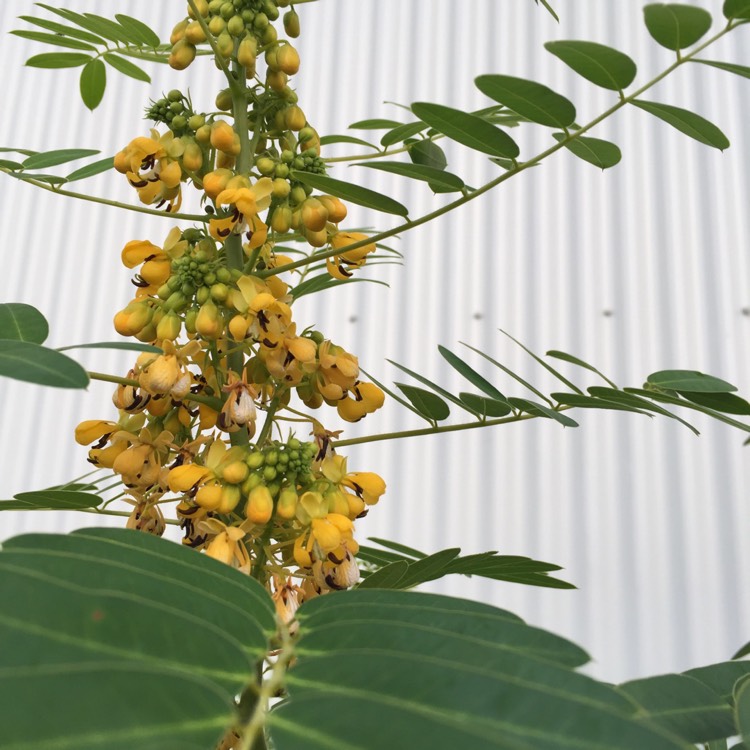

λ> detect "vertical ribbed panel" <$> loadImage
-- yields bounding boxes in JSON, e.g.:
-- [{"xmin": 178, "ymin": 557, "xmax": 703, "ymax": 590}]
[{"xmin": 0, "ymin": 1, "xmax": 747, "ymax": 683}]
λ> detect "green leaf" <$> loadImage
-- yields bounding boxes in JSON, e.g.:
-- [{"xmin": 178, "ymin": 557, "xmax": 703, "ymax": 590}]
[
  {"xmin": 290, "ymin": 273, "xmax": 387, "ymax": 300},
  {"xmin": 388, "ymin": 359, "xmax": 480, "ymax": 416},
  {"xmin": 0, "ymin": 159, "xmax": 23, "ymax": 170},
  {"xmin": 66, "ymin": 156, "xmax": 114, "ymax": 182},
  {"xmin": 25, "ymin": 51, "xmax": 92, "ymax": 68},
  {"xmin": 694, "ymin": 59, "xmax": 750, "ymax": 79},
  {"xmin": 56, "ymin": 341, "xmax": 161, "ymax": 353},
  {"xmin": 587, "ymin": 387, "xmax": 700, "ymax": 434},
  {"xmin": 18, "ymin": 15, "xmax": 106, "ymax": 45},
  {"xmin": 546, "ymin": 349, "xmax": 618, "ymax": 388},
  {"xmin": 723, "ymin": 0, "xmax": 750, "ymax": 20},
  {"xmin": 394, "ymin": 383, "xmax": 451, "ymax": 421},
  {"xmin": 353, "ymin": 161, "xmax": 464, "ymax": 192},
  {"xmin": 359, "ymin": 366, "xmax": 429, "ymax": 422},
  {"xmin": 103, "ymin": 53, "xmax": 151, "ymax": 83},
  {"xmin": 272, "ymin": 590, "xmax": 686, "ymax": 750},
  {"xmin": 0, "ymin": 340, "xmax": 89, "ymax": 388},
  {"xmin": 459, "ymin": 392, "xmax": 513, "ymax": 417},
  {"xmin": 545, "ymin": 40, "xmax": 637, "ymax": 91},
  {"xmin": 290, "ymin": 171, "xmax": 408, "ymax": 217},
  {"xmin": 411, "ymin": 102, "xmax": 520, "ymax": 158},
  {"xmin": 0, "ymin": 490, "xmax": 102, "ymax": 511},
  {"xmin": 391, "ymin": 548, "xmax": 462, "ymax": 589},
  {"xmin": 349, "ymin": 118, "xmax": 404, "ymax": 130},
  {"xmin": 318, "ymin": 134, "xmax": 379, "ymax": 150},
  {"xmin": 553, "ymin": 132, "xmax": 622, "ymax": 169},
  {"xmin": 114, "ymin": 14, "xmax": 161, "ymax": 47},
  {"xmin": 475, "ymin": 74, "xmax": 576, "ymax": 128},
  {"xmin": 80, "ymin": 58, "xmax": 106, "ymax": 110},
  {"xmin": 0, "ymin": 528, "xmax": 274, "ymax": 748},
  {"xmin": 381, "ymin": 121, "xmax": 426, "ymax": 146},
  {"xmin": 73, "ymin": 12, "xmax": 135, "ymax": 44},
  {"xmin": 647, "ymin": 370, "xmax": 737, "ymax": 393},
  {"xmin": 631, "ymin": 100, "xmax": 729, "ymax": 149},
  {"xmin": 0, "ymin": 303, "xmax": 49, "ymax": 344},
  {"xmin": 536, "ymin": 0, "xmax": 560, "ymax": 22},
  {"xmin": 618, "ymin": 673, "xmax": 735, "ymax": 743},
  {"xmin": 443, "ymin": 552, "xmax": 575, "ymax": 590},
  {"xmin": 737, "ymin": 677, "xmax": 750, "ymax": 744},
  {"xmin": 23, "ymin": 148, "xmax": 100, "ymax": 170},
  {"xmin": 677, "ymin": 391, "xmax": 750, "ymax": 415},
  {"xmin": 438, "ymin": 345, "xmax": 509, "ymax": 402},
  {"xmin": 643, "ymin": 4, "xmax": 713, "ymax": 50},
  {"xmin": 732, "ymin": 640, "xmax": 750, "ymax": 660},
  {"xmin": 357, "ymin": 560, "xmax": 409, "ymax": 589},
  {"xmin": 509, "ymin": 397, "xmax": 580, "ymax": 427},
  {"xmin": 408, "ymin": 139, "xmax": 448, "ymax": 170},
  {"xmin": 552, "ymin": 392, "xmax": 651, "ymax": 415},
  {"xmin": 685, "ymin": 662, "xmax": 750, "ymax": 705},
  {"xmin": 368, "ymin": 537, "xmax": 427, "ymax": 559},
  {"xmin": 10, "ymin": 30, "xmax": 97, "ymax": 51}
]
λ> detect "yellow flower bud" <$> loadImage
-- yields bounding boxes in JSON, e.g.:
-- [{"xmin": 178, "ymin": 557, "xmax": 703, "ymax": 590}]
[
  {"xmin": 267, "ymin": 70, "xmax": 288, "ymax": 92},
  {"xmin": 195, "ymin": 300, "xmax": 224, "ymax": 339},
  {"xmin": 202, "ymin": 168, "xmax": 233, "ymax": 200},
  {"xmin": 246, "ymin": 485, "xmax": 274, "ymax": 524},
  {"xmin": 184, "ymin": 19, "xmax": 207, "ymax": 44},
  {"xmin": 216, "ymin": 31, "xmax": 233, "ymax": 58},
  {"xmin": 285, "ymin": 106, "xmax": 306, "ymax": 132},
  {"xmin": 113, "ymin": 302, "xmax": 152, "ymax": 337},
  {"xmin": 182, "ymin": 140, "xmax": 203, "ymax": 172},
  {"xmin": 276, "ymin": 487, "xmax": 298, "ymax": 520},
  {"xmin": 305, "ymin": 227, "xmax": 328, "ymax": 247},
  {"xmin": 196, "ymin": 482, "xmax": 223, "ymax": 510},
  {"xmin": 318, "ymin": 195, "xmax": 347, "ymax": 223},
  {"xmin": 170, "ymin": 18, "xmax": 188, "ymax": 44},
  {"xmin": 238, "ymin": 36, "xmax": 257, "ymax": 71},
  {"xmin": 156, "ymin": 312, "xmax": 182, "ymax": 342},
  {"xmin": 168, "ymin": 39, "xmax": 197, "ymax": 71},
  {"xmin": 215, "ymin": 88, "xmax": 233, "ymax": 111},
  {"xmin": 283, "ymin": 9, "xmax": 300, "ymax": 38},
  {"xmin": 271, "ymin": 205, "xmax": 292, "ymax": 234},
  {"xmin": 222, "ymin": 460, "xmax": 249, "ymax": 485},
  {"xmin": 217, "ymin": 484, "xmax": 241, "ymax": 514},
  {"xmin": 210, "ymin": 121, "xmax": 236, "ymax": 154},
  {"xmin": 301, "ymin": 198, "xmax": 329, "ymax": 232},
  {"xmin": 276, "ymin": 44, "xmax": 300, "ymax": 75}
]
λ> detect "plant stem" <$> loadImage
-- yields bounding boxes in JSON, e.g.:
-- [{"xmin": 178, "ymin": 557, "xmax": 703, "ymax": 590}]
[{"xmin": 257, "ymin": 22, "xmax": 735, "ymax": 280}]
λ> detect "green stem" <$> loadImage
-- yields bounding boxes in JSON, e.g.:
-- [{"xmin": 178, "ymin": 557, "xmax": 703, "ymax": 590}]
[
  {"xmin": 3, "ymin": 171, "xmax": 209, "ymax": 223},
  {"xmin": 334, "ymin": 407, "xmax": 574, "ymax": 448},
  {"xmin": 256, "ymin": 400, "xmax": 280, "ymax": 446},
  {"xmin": 75, "ymin": 507, "xmax": 182, "ymax": 526},
  {"xmin": 258, "ymin": 22, "xmax": 735, "ymax": 280}
]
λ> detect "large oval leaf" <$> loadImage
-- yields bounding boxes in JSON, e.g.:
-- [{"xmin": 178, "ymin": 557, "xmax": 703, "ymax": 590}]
[
  {"xmin": 0, "ymin": 528, "xmax": 275, "ymax": 749},
  {"xmin": 643, "ymin": 4, "xmax": 713, "ymax": 50},
  {"xmin": 411, "ymin": 102, "xmax": 520, "ymax": 158},
  {"xmin": 552, "ymin": 132, "xmax": 622, "ymax": 168},
  {"xmin": 0, "ymin": 303, "xmax": 49, "ymax": 344},
  {"xmin": 289, "ymin": 171, "xmax": 408, "ymax": 216},
  {"xmin": 0, "ymin": 340, "xmax": 89, "ymax": 388},
  {"xmin": 80, "ymin": 58, "xmax": 106, "ymax": 110},
  {"xmin": 270, "ymin": 590, "xmax": 687, "ymax": 750},
  {"xmin": 353, "ymin": 161, "xmax": 464, "ymax": 192},
  {"xmin": 545, "ymin": 40, "xmax": 637, "ymax": 91},
  {"xmin": 631, "ymin": 100, "xmax": 729, "ymax": 150},
  {"xmin": 647, "ymin": 370, "xmax": 737, "ymax": 393},
  {"xmin": 475, "ymin": 74, "xmax": 576, "ymax": 128},
  {"xmin": 723, "ymin": 0, "xmax": 750, "ymax": 20},
  {"xmin": 408, "ymin": 139, "xmax": 448, "ymax": 170},
  {"xmin": 394, "ymin": 382, "xmax": 450, "ymax": 421}
]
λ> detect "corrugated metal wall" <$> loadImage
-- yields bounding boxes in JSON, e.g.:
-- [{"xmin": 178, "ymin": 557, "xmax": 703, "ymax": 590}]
[{"xmin": 0, "ymin": 0, "xmax": 747, "ymax": 683}]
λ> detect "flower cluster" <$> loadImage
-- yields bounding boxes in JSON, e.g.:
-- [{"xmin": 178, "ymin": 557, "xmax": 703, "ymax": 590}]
[{"xmin": 78, "ymin": 0, "xmax": 387, "ymax": 613}]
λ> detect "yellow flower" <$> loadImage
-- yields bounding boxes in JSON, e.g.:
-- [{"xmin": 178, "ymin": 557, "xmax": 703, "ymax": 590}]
[
  {"xmin": 325, "ymin": 231, "xmax": 377, "ymax": 279},
  {"xmin": 337, "ymin": 380, "xmax": 385, "ymax": 422},
  {"xmin": 218, "ymin": 371, "xmax": 258, "ymax": 434},
  {"xmin": 200, "ymin": 519, "xmax": 251, "ymax": 575},
  {"xmin": 209, "ymin": 179, "xmax": 274, "ymax": 242}
]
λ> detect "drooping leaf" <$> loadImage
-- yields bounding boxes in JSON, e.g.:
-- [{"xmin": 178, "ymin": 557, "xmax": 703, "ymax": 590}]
[
  {"xmin": 114, "ymin": 14, "xmax": 161, "ymax": 47},
  {"xmin": 408, "ymin": 139, "xmax": 448, "ymax": 170},
  {"xmin": 411, "ymin": 102, "xmax": 520, "ymax": 158},
  {"xmin": 80, "ymin": 58, "xmax": 106, "ymax": 110},
  {"xmin": 631, "ymin": 99, "xmax": 729, "ymax": 150},
  {"xmin": 394, "ymin": 383, "xmax": 451, "ymax": 421},
  {"xmin": 103, "ymin": 53, "xmax": 151, "ymax": 83},
  {"xmin": 677, "ymin": 391, "xmax": 750, "ymax": 414},
  {"xmin": 647, "ymin": 370, "xmax": 737, "ymax": 393},
  {"xmin": 22, "ymin": 148, "xmax": 100, "ymax": 170},
  {"xmin": 0, "ymin": 490, "xmax": 102, "ymax": 512},
  {"xmin": 349, "ymin": 118, "xmax": 404, "ymax": 130},
  {"xmin": 552, "ymin": 392, "xmax": 651, "ymax": 415},
  {"xmin": 354, "ymin": 161, "xmax": 464, "ymax": 192},
  {"xmin": 643, "ymin": 4, "xmax": 713, "ymax": 50},
  {"xmin": 694, "ymin": 60, "xmax": 750, "ymax": 79},
  {"xmin": 65, "ymin": 156, "xmax": 114, "ymax": 182},
  {"xmin": 475, "ymin": 74, "xmax": 576, "ymax": 128},
  {"xmin": 438, "ymin": 345, "xmax": 510, "ymax": 402},
  {"xmin": 546, "ymin": 349, "xmax": 618, "ymax": 388},
  {"xmin": 381, "ymin": 121, "xmax": 426, "ymax": 146},
  {"xmin": 684, "ymin": 661, "xmax": 750, "ymax": 703},
  {"xmin": 553, "ymin": 132, "xmax": 622, "ymax": 169},
  {"xmin": 535, "ymin": 0, "xmax": 560, "ymax": 22},
  {"xmin": 509, "ymin": 397, "xmax": 579, "ymax": 427},
  {"xmin": 459, "ymin": 392, "xmax": 513, "ymax": 417},
  {"xmin": 587, "ymin": 387, "xmax": 700, "ymax": 434},
  {"xmin": 0, "ymin": 340, "xmax": 89, "ymax": 388},
  {"xmin": 357, "ymin": 560, "xmax": 409, "ymax": 589},
  {"xmin": 272, "ymin": 590, "xmax": 687, "ymax": 750},
  {"xmin": 10, "ymin": 30, "xmax": 98, "ymax": 51},
  {"xmin": 290, "ymin": 171, "xmax": 408, "ymax": 216},
  {"xmin": 618, "ymin": 673, "xmax": 735, "ymax": 743},
  {"xmin": 0, "ymin": 528, "xmax": 275, "ymax": 749},
  {"xmin": 0, "ymin": 303, "xmax": 49, "ymax": 344},
  {"xmin": 318, "ymin": 134, "xmax": 379, "ymax": 150},
  {"xmin": 545, "ymin": 40, "xmax": 637, "ymax": 90},
  {"xmin": 723, "ymin": 0, "xmax": 750, "ymax": 20},
  {"xmin": 56, "ymin": 341, "xmax": 161, "ymax": 353},
  {"xmin": 25, "ymin": 51, "xmax": 92, "ymax": 68}
]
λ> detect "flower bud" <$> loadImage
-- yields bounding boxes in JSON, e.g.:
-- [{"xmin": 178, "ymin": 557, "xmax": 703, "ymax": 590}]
[
  {"xmin": 170, "ymin": 18, "xmax": 189, "ymax": 44},
  {"xmin": 215, "ymin": 88, "xmax": 233, "ymax": 112},
  {"xmin": 156, "ymin": 311, "xmax": 182, "ymax": 342},
  {"xmin": 217, "ymin": 484, "xmax": 241, "ymax": 513},
  {"xmin": 202, "ymin": 168, "xmax": 233, "ymax": 200},
  {"xmin": 114, "ymin": 302, "xmax": 153, "ymax": 337},
  {"xmin": 196, "ymin": 482, "xmax": 223, "ymax": 510},
  {"xmin": 168, "ymin": 39, "xmax": 197, "ymax": 70},
  {"xmin": 216, "ymin": 31, "xmax": 233, "ymax": 58},
  {"xmin": 276, "ymin": 44, "xmax": 300, "ymax": 75},
  {"xmin": 318, "ymin": 195, "xmax": 347, "ymax": 223},
  {"xmin": 284, "ymin": 106, "xmax": 306, "ymax": 132},
  {"xmin": 182, "ymin": 140, "xmax": 203, "ymax": 172},
  {"xmin": 210, "ymin": 120, "xmax": 235, "ymax": 153},
  {"xmin": 246, "ymin": 485, "xmax": 274, "ymax": 524},
  {"xmin": 276, "ymin": 487, "xmax": 298, "ymax": 520},
  {"xmin": 195, "ymin": 300, "xmax": 224, "ymax": 339},
  {"xmin": 222, "ymin": 460, "xmax": 249, "ymax": 485},
  {"xmin": 267, "ymin": 70, "xmax": 288, "ymax": 92},
  {"xmin": 283, "ymin": 9, "xmax": 300, "ymax": 38},
  {"xmin": 184, "ymin": 20, "xmax": 207, "ymax": 44},
  {"xmin": 271, "ymin": 205, "xmax": 292, "ymax": 233},
  {"xmin": 301, "ymin": 198, "xmax": 329, "ymax": 232}
]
